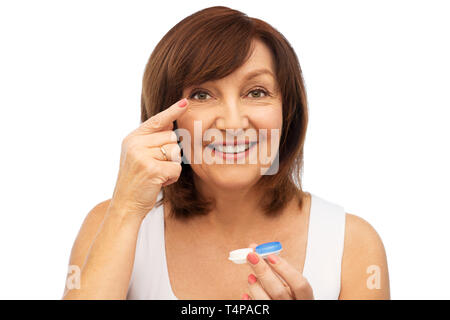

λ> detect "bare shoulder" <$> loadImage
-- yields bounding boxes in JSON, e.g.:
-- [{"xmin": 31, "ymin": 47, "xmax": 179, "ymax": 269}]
[
  {"xmin": 339, "ymin": 213, "xmax": 391, "ymax": 299},
  {"xmin": 67, "ymin": 199, "xmax": 112, "ymax": 269},
  {"xmin": 62, "ymin": 199, "xmax": 112, "ymax": 297}
]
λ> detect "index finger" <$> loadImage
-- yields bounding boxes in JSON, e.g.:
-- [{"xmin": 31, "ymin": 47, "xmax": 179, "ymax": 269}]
[{"xmin": 138, "ymin": 98, "xmax": 189, "ymax": 134}]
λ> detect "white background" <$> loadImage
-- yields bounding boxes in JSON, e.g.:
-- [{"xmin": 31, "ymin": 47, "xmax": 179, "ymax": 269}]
[{"xmin": 0, "ymin": 0, "xmax": 449, "ymax": 299}]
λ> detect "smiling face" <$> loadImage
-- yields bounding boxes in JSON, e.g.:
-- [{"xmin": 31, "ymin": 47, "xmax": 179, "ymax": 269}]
[{"xmin": 177, "ymin": 39, "xmax": 283, "ymax": 191}]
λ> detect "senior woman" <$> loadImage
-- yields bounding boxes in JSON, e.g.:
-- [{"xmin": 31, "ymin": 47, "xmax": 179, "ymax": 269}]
[{"xmin": 62, "ymin": 6, "xmax": 390, "ymax": 300}]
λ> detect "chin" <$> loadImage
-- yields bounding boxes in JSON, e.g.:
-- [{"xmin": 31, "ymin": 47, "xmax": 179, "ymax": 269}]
[{"xmin": 207, "ymin": 165, "xmax": 262, "ymax": 189}]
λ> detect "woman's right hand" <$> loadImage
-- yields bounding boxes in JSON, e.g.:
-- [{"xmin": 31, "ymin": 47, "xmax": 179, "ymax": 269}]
[{"xmin": 109, "ymin": 98, "xmax": 189, "ymax": 218}]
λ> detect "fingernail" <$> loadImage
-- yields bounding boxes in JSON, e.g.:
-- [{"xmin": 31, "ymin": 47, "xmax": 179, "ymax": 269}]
[
  {"xmin": 248, "ymin": 274, "xmax": 257, "ymax": 284},
  {"xmin": 178, "ymin": 98, "xmax": 188, "ymax": 108},
  {"xmin": 268, "ymin": 254, "xmax": 279, "ymax": 264},
  {"xmin": 247, "ymin": 252, "xmax": 259, "ymax": 265},
  {"xmin": 242, "ymin": 293, "xmax": 249, "ymax": 300}
]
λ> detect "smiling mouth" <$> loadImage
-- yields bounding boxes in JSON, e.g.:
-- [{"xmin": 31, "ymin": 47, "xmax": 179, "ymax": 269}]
[{"xmin": 206, "ymin": 141, "xmax": 258, "ymax": 154}]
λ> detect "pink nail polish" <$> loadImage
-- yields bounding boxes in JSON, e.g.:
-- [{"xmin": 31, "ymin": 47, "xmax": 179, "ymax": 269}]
[
  {"xmin": 248, "ymin": 274, "xmax": 257, "ymax": 284},
  {"xmin": 247, "ymin": 252, "xmax": 259, "ymax": 265},
  {"xmin": 268, "ymin": 254, "xmax": 279, "ymax": 264},
  {"xmin": 178, "ymin": 98, "xmax": 187, "ymax": 108},
  {"xmin": 242, "ymin": 293, "xmax": 249, "ymax": 300}
]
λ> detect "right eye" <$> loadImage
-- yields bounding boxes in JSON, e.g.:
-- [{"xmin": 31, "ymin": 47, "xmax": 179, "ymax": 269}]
[{"xmin": 189, "ymin": 90, "xmax": 211, "ymax": 101}]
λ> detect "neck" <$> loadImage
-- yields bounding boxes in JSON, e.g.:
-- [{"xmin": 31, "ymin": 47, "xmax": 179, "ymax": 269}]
[{"xmin": 193, "ymin": 174, "xmax": 283, "ymax": 239}]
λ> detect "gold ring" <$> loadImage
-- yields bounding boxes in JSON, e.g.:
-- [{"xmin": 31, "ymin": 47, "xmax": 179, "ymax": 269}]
[{"xmin": 160, "ymin": 145, "xmax": 168, "ymax": 161}]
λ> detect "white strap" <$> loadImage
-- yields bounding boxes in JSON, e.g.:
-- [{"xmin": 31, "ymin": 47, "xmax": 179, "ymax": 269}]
[
  {"xmin": 302, "ymin": 194, "xmax": 346, "ymax": 300},
  {"xmin": 127, "ymin": 191, "xmax": 173, "ymax": 299}
]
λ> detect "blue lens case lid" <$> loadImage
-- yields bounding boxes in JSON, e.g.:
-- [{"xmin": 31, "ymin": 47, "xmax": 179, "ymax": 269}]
[{"xmin": 255, "ymin": 241, "xmax": 282, "ymax": 255}]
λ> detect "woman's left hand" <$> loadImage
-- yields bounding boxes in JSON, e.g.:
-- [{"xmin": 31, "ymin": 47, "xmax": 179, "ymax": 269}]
[{"xmin": 242, "ymin": 243, "xmax": 314, "ymax": 300}]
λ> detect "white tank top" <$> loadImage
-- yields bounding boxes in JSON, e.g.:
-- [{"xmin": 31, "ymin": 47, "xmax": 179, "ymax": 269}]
[{"xmin": 126, "ymin": 191, "xmax": 346, "ymax": 300}]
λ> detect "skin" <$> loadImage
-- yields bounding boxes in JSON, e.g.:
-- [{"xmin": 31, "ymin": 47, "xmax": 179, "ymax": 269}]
[
  {"xmin": 62, "ymin": 39, "xmax": 390, "ymax": 300},
  {"xmin": 177, "ymin": 39, "xmax": 282, "ymax": 236}
]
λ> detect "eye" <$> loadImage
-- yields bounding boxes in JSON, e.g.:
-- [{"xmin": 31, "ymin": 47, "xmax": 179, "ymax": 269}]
[
  {"xmin": 247, "ymin": 88, "xmax": 268, "ymax": 98},
  {"xmin": 189, "ymin": 90, "xmax": 211, "ymax": 101}
]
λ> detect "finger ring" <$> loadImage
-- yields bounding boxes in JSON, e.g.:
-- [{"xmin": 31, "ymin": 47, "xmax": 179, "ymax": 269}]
[{"xmin": 160, "ymin": 145, "xmax": 168, "ymax": 161}]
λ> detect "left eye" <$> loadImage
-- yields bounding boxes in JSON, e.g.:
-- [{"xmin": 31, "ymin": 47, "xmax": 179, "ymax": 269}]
[{"xmin": 248, "ymin": 89, "xmax": 267, "ymax": 98}]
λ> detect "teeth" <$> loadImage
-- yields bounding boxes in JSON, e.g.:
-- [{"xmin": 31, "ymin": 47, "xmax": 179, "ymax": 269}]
[{"xmin": 214, "ymin": 143, "xmax": 249, "ymax": 153}]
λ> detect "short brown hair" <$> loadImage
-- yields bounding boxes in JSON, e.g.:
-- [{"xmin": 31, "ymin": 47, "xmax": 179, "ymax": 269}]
[{"xmin": 141, "ymin": 6, "xmax": 308, "ymax": 220}]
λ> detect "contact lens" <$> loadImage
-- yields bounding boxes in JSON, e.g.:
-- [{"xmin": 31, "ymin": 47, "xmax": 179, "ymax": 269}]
[{"xmin": 228, "ymin": 241, "xmax": 282, "ymax": 264}]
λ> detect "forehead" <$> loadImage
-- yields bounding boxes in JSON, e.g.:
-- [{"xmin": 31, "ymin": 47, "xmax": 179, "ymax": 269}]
[
  {"xmin": 223, "ymin": 39, "xmax": 275, "ymax": 83},
  {"xmin": 239, "ymin": 39, "xmax": 276, "ymax": 76}
]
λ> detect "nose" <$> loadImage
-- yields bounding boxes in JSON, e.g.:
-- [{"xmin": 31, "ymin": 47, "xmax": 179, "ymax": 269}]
[{"xmin": 215, "ymin": 99, "xmax": 249, "ymax": 131}]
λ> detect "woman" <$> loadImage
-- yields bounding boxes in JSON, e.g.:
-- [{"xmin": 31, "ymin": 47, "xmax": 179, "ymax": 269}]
[{"xmin": 63, "ymin": 6, "xmax": 390, "ymax": 300}]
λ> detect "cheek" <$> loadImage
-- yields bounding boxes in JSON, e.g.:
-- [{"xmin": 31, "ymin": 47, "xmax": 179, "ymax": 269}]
[
  {"xmin": 248, "ymin": 105, "xmax": 283, "ymax": 131},
  {"xmin": 248, "ymin": 106, "xmax": 282, "ymax": 165},
  {"xmin": 176, "ymin": 109, "xmax": 214, "ymax": 135},
  {"xmin": 176, "ymin": 110, "xmax": 214, "ymax": 163}
]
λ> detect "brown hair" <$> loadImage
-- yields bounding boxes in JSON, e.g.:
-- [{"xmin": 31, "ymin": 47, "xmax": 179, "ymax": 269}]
[{"xmin": 141, "ymin": 6, "xmax": 308, "ymax": 220}]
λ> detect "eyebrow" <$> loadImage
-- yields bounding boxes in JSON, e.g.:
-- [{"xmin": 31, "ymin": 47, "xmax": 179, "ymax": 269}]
[{"xmin": 243, "ymin": 68, "xmax": 275, "ymax": 81}]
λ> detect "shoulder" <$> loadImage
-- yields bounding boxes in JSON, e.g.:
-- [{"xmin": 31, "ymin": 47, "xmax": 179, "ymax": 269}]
[
  {"xmin": 344, "ymin": 213, "xmax": 384, "ymax": 255},
  {"xmin": 339, "ymin": 213, "xmax": 391, "ymax": 299},
  {"xmin": 68, "ymin": 199, "xmax": 112, "ymax": 266},
  {"xmin": 63, "ymin": 199, "xmax": 111, "ymax": 297},
  {"xmin": 77, "ymin": 199, "xmax": 112, "ymax": 240},
  {"xmin": 83, "ymin": 199, "xmax": 112, "ymax": 226}
]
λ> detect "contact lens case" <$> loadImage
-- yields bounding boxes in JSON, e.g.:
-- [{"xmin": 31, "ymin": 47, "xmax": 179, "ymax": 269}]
[
  {"xmin": 228, "ymin": 248, "xmax": 254, "ymax": 264},
  {"xmin": 228, "ymin": 241, "xmax": 282, "ymax": 264}
]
